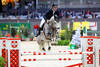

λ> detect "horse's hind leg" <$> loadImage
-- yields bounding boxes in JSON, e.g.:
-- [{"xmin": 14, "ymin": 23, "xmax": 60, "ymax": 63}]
[
  {"xmin": 39, "ymin": 43, "xmax": 45, "ymax": 51},
  {"xmin": 39, "ymin": 44, "xmax": 43, "ymax": 51},
  {"xmin": 42, "ymin": 43, "xmax": 46, "ymax": 51},
  {"xmin": 43, "ymin": 41, "xmax": 48, "ymax": 51},
  {"xmin": 48, "ymin": 41, "xmax": 51, "ymax": 51}
]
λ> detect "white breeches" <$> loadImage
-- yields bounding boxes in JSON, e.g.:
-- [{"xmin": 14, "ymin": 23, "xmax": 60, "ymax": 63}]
[{"xmin": 40, "ymin": 18, "xmax": 45, "ymax": 28}]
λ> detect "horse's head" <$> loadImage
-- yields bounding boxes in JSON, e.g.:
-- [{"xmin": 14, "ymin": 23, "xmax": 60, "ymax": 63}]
[{"xmin": 49, "ymin": 15, "xmax": 60, "ymax": 23}]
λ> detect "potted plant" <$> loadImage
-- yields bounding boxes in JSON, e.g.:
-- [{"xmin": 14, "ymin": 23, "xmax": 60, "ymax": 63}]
[{"xmin": 23, "ymin": 27, "xmax": 30, "ymax": 41}]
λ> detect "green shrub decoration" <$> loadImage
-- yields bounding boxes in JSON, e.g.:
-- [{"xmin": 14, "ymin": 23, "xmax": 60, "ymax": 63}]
[
  {"xmin": 58, "ymin": 40, "xmax": 70, "ymax": 46},
  {"xmin": 0, "ymin": 29, "xmax": 2, "ymax": 37},
  {"xmin": 58, "ymin": 25, "xmax": 73, "ymax": 46},
  {"xmin": 0, "ymin": 56, "xmax": 6, "ymax": 67},
  {"xmin": 59, "ymin": 30, "xmax": 66, "ymax": 40}
]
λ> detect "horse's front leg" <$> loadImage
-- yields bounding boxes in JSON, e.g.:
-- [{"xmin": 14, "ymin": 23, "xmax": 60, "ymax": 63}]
[
  {"xmin": 39, "ymin": 43, "xmax": 43, "ymax": 51},
  {"xmin": 42, "ymin": 41, "xmax": 50, "ymax": 51},
  {"xmin": 52, "ymin": 36, "xmax": 56, "ymax": 42}
]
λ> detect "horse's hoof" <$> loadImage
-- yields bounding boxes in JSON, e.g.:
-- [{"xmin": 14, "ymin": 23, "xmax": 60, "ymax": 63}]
[
  {"xmin": 48, "ymin": 47, "xmax": 51, "ymax": 51},
  {"xmin": 42, "ymin": 48, "xmax": 46, "ymax": 51}
]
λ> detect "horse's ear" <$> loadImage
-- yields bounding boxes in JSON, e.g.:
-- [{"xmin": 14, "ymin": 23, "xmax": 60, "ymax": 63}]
[{"xmin": 54, "ymin": 15, "xmax": 58, "ymax": 17}]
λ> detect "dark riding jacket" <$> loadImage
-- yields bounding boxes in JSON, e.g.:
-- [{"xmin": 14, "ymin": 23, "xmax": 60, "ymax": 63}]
[{"xmin": 43, "ymin": 9, "xmax": 60, "ymax": 21}]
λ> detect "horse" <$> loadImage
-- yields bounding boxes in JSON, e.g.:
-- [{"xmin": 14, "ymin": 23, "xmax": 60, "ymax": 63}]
[{"xmin": 36, "ymin": 15, "xmax": 61, "ymax": 51}]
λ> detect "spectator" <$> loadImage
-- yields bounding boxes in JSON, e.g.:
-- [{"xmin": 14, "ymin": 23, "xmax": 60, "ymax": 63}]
[
  {"xmin": 91, "ymin": 12, "xmax": 96, "ymax": 19},
  {"xmin": 34, "ymin": 24, "xmax": 39, "ymax": 37}
]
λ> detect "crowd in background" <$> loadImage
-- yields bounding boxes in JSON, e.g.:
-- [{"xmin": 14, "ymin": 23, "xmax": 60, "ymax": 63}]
[
  {"xmin": 61, "ymin": 10, "xmax": 99, "ymax": 19},
  {"xmin": 0, "ymin": 0, "xmax": 100, "ymax": 20}
]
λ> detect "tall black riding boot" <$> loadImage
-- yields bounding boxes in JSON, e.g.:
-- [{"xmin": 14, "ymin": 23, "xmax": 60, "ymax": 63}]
[
  {"xmin": 36, "ymin": 24, "xmax": 44, "ymax": 37},
  {"xmin": 36, "ymin": 28, "xmax": 41, "ymax": 37}
]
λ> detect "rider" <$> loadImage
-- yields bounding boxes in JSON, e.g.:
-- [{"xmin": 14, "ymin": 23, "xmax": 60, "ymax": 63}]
[{"xmin": 36, "ymin": 4, "xmax": 60, "ymax": 36}]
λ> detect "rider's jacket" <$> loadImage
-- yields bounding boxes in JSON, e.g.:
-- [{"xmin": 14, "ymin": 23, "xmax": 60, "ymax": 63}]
[{"xmin": 43, "ymin": 9, "xmax": 60, "ymax": 21}]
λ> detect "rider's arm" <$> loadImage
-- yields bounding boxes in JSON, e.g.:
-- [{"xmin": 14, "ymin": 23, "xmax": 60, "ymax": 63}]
[{"xmin": 55, "ymin": 10, "xmax": 60, "ymax": 18}]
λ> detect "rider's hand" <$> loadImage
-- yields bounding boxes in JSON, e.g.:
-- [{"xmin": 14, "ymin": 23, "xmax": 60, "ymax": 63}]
[
  {"xmin": 47, "ymin": 20, "xmax": 50, "ymax": 24},
  {"xmin": 47, "ymin": 21, "xmax": 49, "ymax": 24}
]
